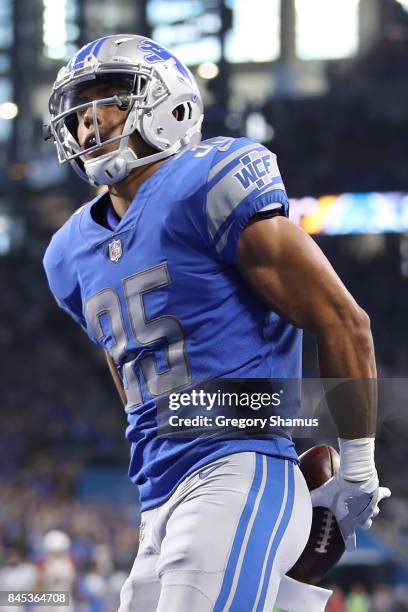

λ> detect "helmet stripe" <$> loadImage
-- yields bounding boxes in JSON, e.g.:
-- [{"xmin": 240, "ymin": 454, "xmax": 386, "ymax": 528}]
[{"xmin": 72, "ymin": 36, "xmax": 109, "ymax": 70}]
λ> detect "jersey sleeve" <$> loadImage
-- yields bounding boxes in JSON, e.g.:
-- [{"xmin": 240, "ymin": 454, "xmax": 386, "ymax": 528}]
[
  {"xmin": 204, "ymin": 138, "xmax": 289, "ymax": 264},
  {"xmin": 43, "ymin": 228, "xmax": 86, "ymax": 329}
]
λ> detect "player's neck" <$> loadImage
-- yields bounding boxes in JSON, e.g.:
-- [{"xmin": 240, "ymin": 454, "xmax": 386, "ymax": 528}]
[{"xmin": 108, "ymin": 159, "xmax": 166, "ymax": 218}]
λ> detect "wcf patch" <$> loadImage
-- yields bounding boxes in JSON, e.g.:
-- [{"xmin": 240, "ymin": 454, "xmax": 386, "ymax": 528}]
[{"xmin": 233, "ymin": 151, "xmax": 279, "ymax": 191}]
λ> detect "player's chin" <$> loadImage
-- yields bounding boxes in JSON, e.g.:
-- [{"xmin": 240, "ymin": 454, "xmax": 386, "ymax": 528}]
[
  {"xmin": 84, "ymin": 148, "xmax": 108, "ymax": 160},
  {"xmin": 84, "ymin": 144, "xmax": 118, "ymax": 160}
]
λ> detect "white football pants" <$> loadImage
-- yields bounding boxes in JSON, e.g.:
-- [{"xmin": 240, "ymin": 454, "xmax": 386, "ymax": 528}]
[{"xmin": 119, "ymin": 452, "xmax": 332, "ymax": 612}]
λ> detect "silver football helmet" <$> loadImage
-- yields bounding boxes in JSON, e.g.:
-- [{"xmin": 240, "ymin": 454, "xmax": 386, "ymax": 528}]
[{"xmin": 46, "ymin": 34, "xmax": 204, "ymax": 186}]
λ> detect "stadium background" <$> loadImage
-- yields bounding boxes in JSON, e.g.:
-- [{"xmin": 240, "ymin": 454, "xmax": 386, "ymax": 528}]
[{"xmin": 1, "ymin": 0, "xmax": 408, "ymax": 610}]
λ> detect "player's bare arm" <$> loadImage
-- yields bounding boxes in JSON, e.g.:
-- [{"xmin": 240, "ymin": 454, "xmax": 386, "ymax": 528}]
[
  {"xmin": 238, "ymin": 215, "xmax": 390, "ymax": 551},
  {"xmin": 237, "ymin": 215, "xmax": 376, "ymax": 433},
  {"xmin": 105, "ymin": 350, "xmax": 127, "ymax": 407}
]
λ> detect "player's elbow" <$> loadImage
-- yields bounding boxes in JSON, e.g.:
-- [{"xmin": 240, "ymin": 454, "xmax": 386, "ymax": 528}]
[
  {"xmin": 354, "ymin": 306, "xmax": 371, "ymax": 335},
  {"xmin": 348, "ymin": 306, "xmax": 373, "ymax": 353},
  {"xmin": 318, "ymin": 302, "xmax": 373, "ymax": 349}
]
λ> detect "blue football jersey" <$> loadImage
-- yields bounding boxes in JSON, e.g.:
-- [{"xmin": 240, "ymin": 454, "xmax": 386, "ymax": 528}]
[{"xmin": 43, "ymin": 136, "xmax": 303, "ymax": 510}]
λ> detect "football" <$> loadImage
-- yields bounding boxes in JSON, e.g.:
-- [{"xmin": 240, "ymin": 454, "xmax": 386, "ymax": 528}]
[{"xmin": 287, "ymin": 444, "xmax": 345, "ymax": 584}]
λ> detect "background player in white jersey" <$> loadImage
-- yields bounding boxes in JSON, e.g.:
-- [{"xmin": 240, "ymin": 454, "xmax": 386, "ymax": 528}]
[
  {"xmin": 43, "ymin": 35, "xmax": 390, "ymax": 611},
  {"xmin": 36, "ymin": 530, "xmax": 76, "ymax": 612}
]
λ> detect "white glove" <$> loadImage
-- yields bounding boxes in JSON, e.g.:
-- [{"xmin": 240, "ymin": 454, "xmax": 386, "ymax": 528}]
[{"xmin": 310, "ymin": 471, "xmax": 391, "ymax": 551}]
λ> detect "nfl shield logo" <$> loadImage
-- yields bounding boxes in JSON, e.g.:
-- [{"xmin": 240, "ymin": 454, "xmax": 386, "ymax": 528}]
[{"xmin": 108, "ymin": 239, "xmax": 122, "ymax": 263}]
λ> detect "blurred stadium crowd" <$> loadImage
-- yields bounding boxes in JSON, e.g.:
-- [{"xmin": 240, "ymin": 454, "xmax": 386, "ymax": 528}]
[{"xmin": 0, "ymin": 258, "xmax": 136, "ymax": 610}]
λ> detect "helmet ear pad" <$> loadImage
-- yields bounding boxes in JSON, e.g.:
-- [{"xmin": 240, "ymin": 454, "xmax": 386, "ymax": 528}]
[
  {"xmin": 139, "ymin": 91, "xmax": 203, "ymax": 151},
  {"xmin": 138, "ymin": 62, "xmax": 203, "ymax": 151}
]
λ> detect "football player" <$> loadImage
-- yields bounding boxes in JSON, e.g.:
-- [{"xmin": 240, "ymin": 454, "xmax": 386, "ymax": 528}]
[{"xmin": 43, "ymin": 35, "xmax": 390, "ymax": 611}]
